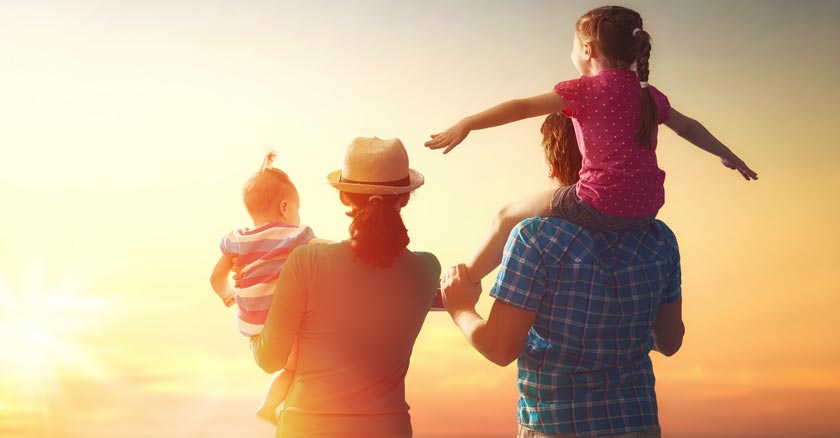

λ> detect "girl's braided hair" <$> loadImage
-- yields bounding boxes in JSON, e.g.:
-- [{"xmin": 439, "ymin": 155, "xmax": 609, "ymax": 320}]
[{"xmin": 576, "ymin": 6, "xmax": 657, "ymax": 147}]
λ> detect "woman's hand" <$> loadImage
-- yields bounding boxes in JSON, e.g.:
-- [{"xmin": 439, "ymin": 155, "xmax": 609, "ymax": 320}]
[
  {"xmin": 424, "ymin": 121, "xmax": 470, "ymax": 154},
  {"xmin": 441, "ymin": 264, "xmax": 482, "ymax": 316}
]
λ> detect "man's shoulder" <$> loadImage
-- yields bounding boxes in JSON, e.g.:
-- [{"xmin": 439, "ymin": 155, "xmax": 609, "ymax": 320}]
[
  {"xmin": 513, "ymin": 217, "xmax": 678, "ymax": 262},
  {"xmin": 510, "ymin": 217, "xmax": 590, "ymax": 259},
  {"xmin": 517, "ymin": 216, "xmax": 676, "ymax": 238},
  {"xmin": 514, "ymin": 216, "xmax": 590, "ymax": 240}
]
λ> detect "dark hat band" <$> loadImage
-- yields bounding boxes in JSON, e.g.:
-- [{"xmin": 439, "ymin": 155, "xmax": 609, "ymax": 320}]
[{"xmin": 339, "ymin": 175, "xmax": 411, "ymax": 187}]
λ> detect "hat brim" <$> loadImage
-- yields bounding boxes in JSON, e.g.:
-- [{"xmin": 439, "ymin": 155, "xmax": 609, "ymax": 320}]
[{"xmin": 327, "ymin": 169, "xmax": 424, "ymax": 194}]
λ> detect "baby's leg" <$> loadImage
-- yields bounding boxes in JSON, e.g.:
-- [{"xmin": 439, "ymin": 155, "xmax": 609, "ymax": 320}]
[
  {"xmin": 255, "ymin": 337, "xmax": 300, "ymax": 424},
  {"xmin": 256, "ymin": 369, "xmax": 294, "ymax": 424},
  {"xmin": 465, "ymin": 189, "xmax": 555, "ymax": 282}
]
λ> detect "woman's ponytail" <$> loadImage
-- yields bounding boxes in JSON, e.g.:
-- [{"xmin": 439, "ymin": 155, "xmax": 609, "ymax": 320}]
[
  {"xmin": 344, "ymin": 192, "xmax": 410, "ymax": 268},
  {"xmin": 541, "ymin": 112, "xmax": 581, "ymax": 186}
]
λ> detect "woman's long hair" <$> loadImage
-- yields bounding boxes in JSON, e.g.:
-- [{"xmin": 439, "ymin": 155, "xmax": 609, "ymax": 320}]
[
  {"xmin": 342, "ymin": 192, "xmax": 410, "ymax": 268},
  {"xmin": 541, "ymin": 112, "xmax": 581, "ymax": 186}
]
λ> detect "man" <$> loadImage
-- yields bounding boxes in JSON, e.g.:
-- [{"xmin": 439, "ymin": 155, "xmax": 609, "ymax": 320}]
[{"xmin": 441, "ymin": 217, "xmax": 684, "ymax": 438}]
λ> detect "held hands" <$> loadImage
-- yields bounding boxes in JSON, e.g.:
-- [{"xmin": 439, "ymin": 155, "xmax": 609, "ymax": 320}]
[
  {"xmin": 721, "ymin": 154, "xmax": 758, "ymax": 181},
  {"xmin": 440, "ymin": 264, "xmax": 482, "ymax": 316},
  {"xmin": 424, "ymin": 121, "xmax": 470, "ymax": 154}
]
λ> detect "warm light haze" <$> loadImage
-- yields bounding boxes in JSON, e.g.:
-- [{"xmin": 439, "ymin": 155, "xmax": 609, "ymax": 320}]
[{"xmin": 1, "ymin": 1, "xmax": 839, "ymax": 437}]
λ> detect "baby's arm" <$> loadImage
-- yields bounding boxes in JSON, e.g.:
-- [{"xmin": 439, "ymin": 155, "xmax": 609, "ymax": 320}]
[
  {"xmin": 465, "ymin": 189, "xmax": 555, "ymax": 283},
  {"xmin": 210, "ymin": 254, "xmax": 236, "ymax": 307},
  {"xmin": 426, "ymin": 92, "xmax": 567, "ymax": 154},
  {"xmin": 665, "ymin": 107, "xmax": 758, "ymax": 181}
]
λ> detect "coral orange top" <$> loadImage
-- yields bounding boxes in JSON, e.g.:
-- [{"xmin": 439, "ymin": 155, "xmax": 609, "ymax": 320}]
[{"xmin": 250, "ymin": 241, "xmax": 440, "ymax": 438}]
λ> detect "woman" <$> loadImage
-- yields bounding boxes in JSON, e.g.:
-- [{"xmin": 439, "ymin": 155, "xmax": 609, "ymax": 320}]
[{"xmin": 250, "ymin": 137, "xmax": 441, "ymax": 437}]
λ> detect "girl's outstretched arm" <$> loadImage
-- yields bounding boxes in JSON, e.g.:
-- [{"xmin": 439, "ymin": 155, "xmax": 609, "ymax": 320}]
[
  {"xmin": 465, "ymin": 189, "xmax": 555, "ymax": 283},
  {"xmin": 426, "ymin": 92, "xmax": 567, "ymax": 154},
  {"xmin": 664, "ymin": 107, "xmax": 758, "ymax": 181}
]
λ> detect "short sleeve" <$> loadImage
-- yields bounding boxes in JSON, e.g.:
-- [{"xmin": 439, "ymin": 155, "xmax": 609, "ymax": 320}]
[
  {"xmin": 661, "ymin": 229, "xmax": 681, "ymax": 304},
  {"xmin": 649, "ymin": 85, "xmax": 670, "ymax": 124},
  {"xmin": 219, "ymin": 230, "xmax": 239, "ymax": 257},
  {"xmin": 299, "ymin": 225, "xmax": 316, "ymax": 244},
  {"xmin": 420, "ymin": 252, "xmax": 442, "ymax": 286},
  {"xmin": 553, "ymin": 77, "xmax": 587, "ymax": 118},
  {"xmin": 489, "ymin": 219, "xmax": 546, "ymax": 312}
]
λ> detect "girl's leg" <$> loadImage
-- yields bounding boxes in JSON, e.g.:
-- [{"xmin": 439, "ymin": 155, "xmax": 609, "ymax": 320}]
[
  {"xmin": 548, "ymin": 184, "xmax": 590, "ymax": 224},
  {"xmin": 465, "ymin": 189, "xmax": 555, "ymax": 282},
  {"xmin": 550, "ymin": 184, "xmax": 655, "ymax": 232}
]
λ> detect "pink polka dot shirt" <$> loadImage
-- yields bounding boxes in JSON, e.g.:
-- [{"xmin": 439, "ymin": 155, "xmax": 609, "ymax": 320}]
[{"xmin": 554, "ymin": 69, "xmax": 670, "ymax": 218}]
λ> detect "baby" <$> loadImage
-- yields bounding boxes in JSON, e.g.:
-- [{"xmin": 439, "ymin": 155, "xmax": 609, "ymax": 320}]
[{"xmin": 210, "ymin": 152, "xmax": 327, "ymax": 423}]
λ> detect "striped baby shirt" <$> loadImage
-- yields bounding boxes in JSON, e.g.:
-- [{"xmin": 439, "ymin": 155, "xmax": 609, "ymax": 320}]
[{"xmin": 220, "ymin": 222, "xmax": 315, "ymax": 336}]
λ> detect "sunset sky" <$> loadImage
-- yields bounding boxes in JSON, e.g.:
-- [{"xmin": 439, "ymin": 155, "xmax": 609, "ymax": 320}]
[{"xmin": 1, "ymin": 1, "xmax": 839, "ymax": 437}]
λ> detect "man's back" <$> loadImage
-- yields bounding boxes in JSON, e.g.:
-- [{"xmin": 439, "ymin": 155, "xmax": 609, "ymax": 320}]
[{"xmin": 490, "ymin": 217, "xmax": 681, "ymax": 436}]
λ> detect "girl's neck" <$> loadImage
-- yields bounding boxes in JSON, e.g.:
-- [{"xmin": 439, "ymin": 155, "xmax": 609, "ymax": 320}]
[{"xmin": 584, "ymin": 58, "xmax": 632, "ymax": 77}]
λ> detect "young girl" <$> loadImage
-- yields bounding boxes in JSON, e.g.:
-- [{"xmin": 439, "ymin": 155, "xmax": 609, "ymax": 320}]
[
  {"xmin": 426, "ymin": 5, "xmax": 757, "ymax": 283},
  {"xmin": 210, "ymin": 152, "xmax": 329, "ymax": 423}
]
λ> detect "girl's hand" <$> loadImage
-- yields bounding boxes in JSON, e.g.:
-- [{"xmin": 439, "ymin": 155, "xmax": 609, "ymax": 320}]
[
  {"xmin": 424, "ymin": 121, "xmax": 469, "ymax": 154},
  {"xmin": 721, "ymin": 155, "xmax": 758, "ymax": 181},
  {"xmin": 441, "ymin": 264, "xmax": 482, "ymax": 315},
  {"xmin": 223, "ymin": 294, "xmax": 236, "ymax": 307}
]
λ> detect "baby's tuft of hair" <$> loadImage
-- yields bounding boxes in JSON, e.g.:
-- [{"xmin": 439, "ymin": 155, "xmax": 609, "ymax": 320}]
[{"xmin": 243, "ymin": 151, "xmax": 297, "ymax": 217}]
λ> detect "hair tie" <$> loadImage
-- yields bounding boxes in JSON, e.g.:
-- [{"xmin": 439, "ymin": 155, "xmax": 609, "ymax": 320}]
[
  {"xmin": 632, "ymin": 28, "xmax": 642, "ymax": 36},
  {"xmin": 368, "ymin": 195, "xmax": 384, "ymax": 202},
  {"xmin": 640, "ymin": 81, "xmax": 649, "ymax": 88}
]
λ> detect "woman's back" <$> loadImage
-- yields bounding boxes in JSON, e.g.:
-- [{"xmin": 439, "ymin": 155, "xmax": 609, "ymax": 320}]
[{"xmin": 270, "ymin": 241, "xmax": 440, "ymax": 436}]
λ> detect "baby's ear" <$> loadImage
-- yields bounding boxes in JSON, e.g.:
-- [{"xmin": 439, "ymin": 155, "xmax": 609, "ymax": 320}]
[{"xmin": 278, "ymin": 199, "xmax": 289, "ymax": 215}]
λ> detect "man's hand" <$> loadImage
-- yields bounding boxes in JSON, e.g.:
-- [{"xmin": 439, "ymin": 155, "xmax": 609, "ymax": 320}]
[{"xmin": 441, "ymin": 264, "xmax": 482, "ymax": 316}]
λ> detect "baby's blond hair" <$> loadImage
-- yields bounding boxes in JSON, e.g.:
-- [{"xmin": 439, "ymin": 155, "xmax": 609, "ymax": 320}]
[{"xmin": 243, "ymin": 152, "xmax": 297, "ymax": 217}]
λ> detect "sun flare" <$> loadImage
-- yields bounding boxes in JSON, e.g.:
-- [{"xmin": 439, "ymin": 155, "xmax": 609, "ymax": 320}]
[{"xmin": 0, "ymin": 273, "xmax": 110, "ymax": 404}]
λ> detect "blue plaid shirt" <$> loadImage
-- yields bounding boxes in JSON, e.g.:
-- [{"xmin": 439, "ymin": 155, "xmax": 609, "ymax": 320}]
[{"xmin": 490, "ymin": 217, "xmax": 681, "ymax": 436}]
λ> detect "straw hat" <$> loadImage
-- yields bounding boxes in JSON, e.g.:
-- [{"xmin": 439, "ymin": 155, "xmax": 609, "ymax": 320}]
[{"xmin": 327, "ymin": 137, "xmax": 424, "ymax": 195}]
